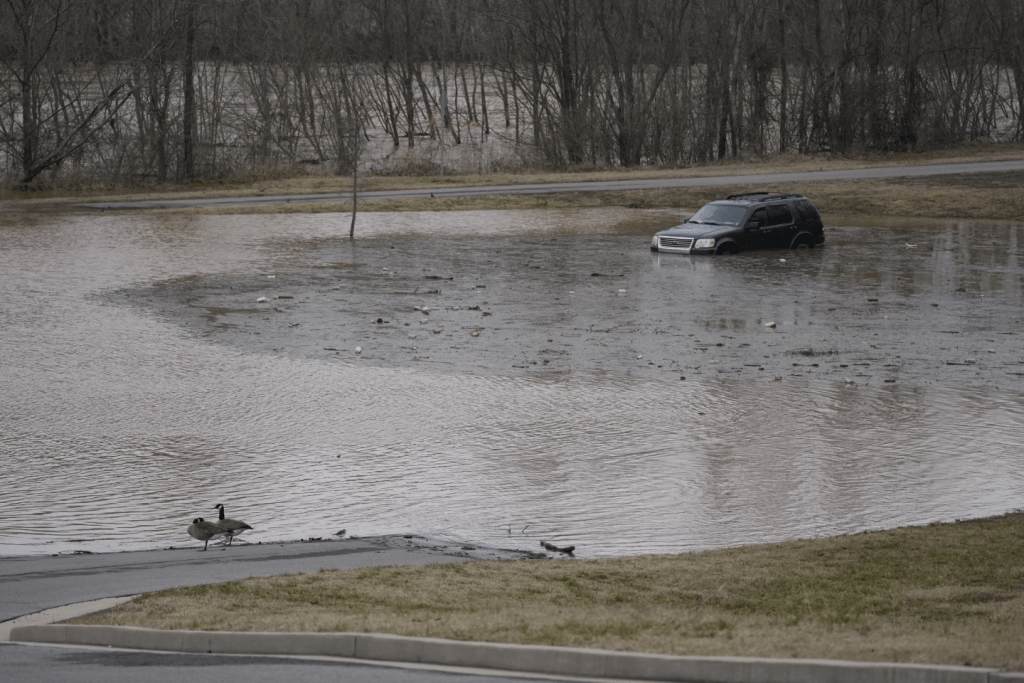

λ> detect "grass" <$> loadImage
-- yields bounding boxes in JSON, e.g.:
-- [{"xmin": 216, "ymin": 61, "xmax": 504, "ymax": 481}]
[
  {"xmin": 6, "ymin": 142, "xmax": 1024, "ymax": 219},
  {"xmin": 73, "ymin": 512, "xmax": 1024, "ymax": 670}
]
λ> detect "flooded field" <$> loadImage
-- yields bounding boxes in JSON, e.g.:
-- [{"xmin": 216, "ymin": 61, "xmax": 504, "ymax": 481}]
[{"xmin": 1, "ymin": 207, "xmax": 1023, "ymax": 558}]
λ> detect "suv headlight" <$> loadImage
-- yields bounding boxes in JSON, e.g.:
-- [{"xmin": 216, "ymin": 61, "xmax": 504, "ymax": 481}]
[
  {"xmin": 695, "ymin": 238, "xmax": 716, "ymax": 249},
  {"xmin": 652, "ymin": 236, "xmax": 658, "ymax": 247}
]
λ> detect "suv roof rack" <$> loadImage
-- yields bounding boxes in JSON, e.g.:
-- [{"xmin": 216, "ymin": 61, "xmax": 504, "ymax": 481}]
[{"xmin": 724, "ymin": 192, "xmax": 803, "ymax": 201}]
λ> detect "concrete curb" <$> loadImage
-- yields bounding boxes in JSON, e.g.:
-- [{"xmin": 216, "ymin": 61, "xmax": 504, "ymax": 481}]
[
  {"xmin": 10, "ymin": 624, "xmax": 1024, "ymax": 683},
  {"xmin": 0, "ymin": 597, "xmax": 136, "ymax": 642}
]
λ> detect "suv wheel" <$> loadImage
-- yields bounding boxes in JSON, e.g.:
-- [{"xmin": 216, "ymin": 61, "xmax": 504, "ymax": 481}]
[{"xmin": 792, "ymin": 234, "xmax": 815, "ymax": 250}]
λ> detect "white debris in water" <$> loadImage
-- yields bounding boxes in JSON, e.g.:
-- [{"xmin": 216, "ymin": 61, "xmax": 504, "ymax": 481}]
[
  {"xmin": 764, "ymin": 321, "xmax": 776, "ymax": 328},
  {"xmin": 256, "ymin": 297, "xmax": 268, "ymax": 303},
  {"xmin": 354, "ymin": 347, "xmax": 362, "ymax": 354}
]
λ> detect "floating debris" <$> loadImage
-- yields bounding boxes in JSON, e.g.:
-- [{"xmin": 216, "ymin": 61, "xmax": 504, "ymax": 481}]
[
  {"xmin": 764, "ymin": 321, "xmax": 776, "ymax": 328},
  {"xmin": 354, "ymin": 347, "xmax": 362, "ymax": 354},
  {"xmin": 541, "ymin": 541, "xmax": 575, "ymax": 555},
  {"xmin": 256, "ymin": 297, "xmax": 268, "ymax": 303}
]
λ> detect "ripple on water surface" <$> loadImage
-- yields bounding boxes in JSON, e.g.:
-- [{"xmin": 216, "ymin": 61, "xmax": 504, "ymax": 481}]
[{"xmin": 1, "ymin": 209, "xmax": 1023, "ymax": 557}]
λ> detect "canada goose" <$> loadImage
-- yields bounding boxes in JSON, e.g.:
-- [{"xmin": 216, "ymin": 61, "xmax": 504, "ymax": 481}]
[
  {"xmin": 212, "ymin": 503, "xmax": 253, "ymax": 545},
  {"xmin": 187, "ymin": 518, "xmax": 229, "ymax": 551}
]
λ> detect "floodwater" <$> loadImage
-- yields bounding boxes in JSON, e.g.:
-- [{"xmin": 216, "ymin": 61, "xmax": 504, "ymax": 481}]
[{"xmin": 1, "ymin": 207, "xmax": 1023, "ymax": 558}]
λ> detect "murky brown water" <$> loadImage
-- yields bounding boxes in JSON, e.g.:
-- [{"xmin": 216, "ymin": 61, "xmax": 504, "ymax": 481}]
[{"xmin": 2, "ymin": 208, "xmax": 1023, "ymax": 558}]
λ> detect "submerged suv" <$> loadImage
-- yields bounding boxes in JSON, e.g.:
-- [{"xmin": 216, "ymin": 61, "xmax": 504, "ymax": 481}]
[{"xmin": 651, "ymin": 192, "xmax": 824, "ymax": 255}]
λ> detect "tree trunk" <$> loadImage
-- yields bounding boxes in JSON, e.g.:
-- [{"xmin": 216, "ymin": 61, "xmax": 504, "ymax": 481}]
[{"xmin": 182, "ymin": 0, "xmax": 196, "ymax": 180}]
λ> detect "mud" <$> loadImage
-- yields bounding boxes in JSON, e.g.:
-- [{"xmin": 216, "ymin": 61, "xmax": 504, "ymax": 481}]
[{"xmin": 111, "ymin": 219, "xmax": 1024, "ymax": 392}]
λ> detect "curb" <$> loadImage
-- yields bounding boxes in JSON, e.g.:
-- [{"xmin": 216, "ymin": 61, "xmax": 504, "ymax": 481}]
[
  {"xmin": 0, "ymin": 597, "xmax": 136, "ymax": 642},
  {"xmin": 10, "ymin": 624, "xmax": 1024, "ymax": 683}
]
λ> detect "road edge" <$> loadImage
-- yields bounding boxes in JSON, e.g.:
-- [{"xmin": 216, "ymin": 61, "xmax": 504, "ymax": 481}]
[{"xmin": 11, "ymin": 624, "xmax": 1024, "ymax": 683}]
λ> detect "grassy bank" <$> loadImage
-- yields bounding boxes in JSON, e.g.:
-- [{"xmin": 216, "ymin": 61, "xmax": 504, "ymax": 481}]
[
  {"xmin": 5, "ymin": 142, "xmax": 1024, "ymax": 222},
  {"xmin": 74, "ymin": 513, "xmax": 1024, "ymax": 670}
]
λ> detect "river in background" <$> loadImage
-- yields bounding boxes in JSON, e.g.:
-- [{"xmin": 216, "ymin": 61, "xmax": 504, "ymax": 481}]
[{"xmin": 1, "ymin": 208, "xmax": 1023, "ymax": 558}]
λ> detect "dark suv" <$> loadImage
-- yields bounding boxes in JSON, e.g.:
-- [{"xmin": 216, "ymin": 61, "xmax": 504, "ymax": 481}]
[{"xmin": 651, "ymin": 192, "xmax": 824, "ymax": 255}]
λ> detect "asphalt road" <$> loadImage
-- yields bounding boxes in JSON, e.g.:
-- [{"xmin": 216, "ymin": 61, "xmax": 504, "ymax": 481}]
[
  {"xmin": 0, "ymin": 538, "xmax": 487, "ymax": 623},
  {"xmin": 0, "ymin": 539, "xmax": 556, "ymax": 681},
  {"xmin": 78, "ymin": 159, "xmax": 1024, "ymax": 211},
  {"xmin": 0, "ymin": 644, "xmax": 537, "ymax": 683}
]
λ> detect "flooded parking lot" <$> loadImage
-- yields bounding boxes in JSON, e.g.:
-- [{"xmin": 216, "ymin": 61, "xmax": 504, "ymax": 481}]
[{"xmin": 2, "ymin": 208, "xmax": 1023, "ymax": 558}]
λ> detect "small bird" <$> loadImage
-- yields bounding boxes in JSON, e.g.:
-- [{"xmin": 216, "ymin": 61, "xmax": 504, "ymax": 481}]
[
  {"xmin": 188, "ymin": 518, "xmax": 229, "ymax": 551},
  {"xmin": 212, "ymin": 503, "xmax": 253, "ymax": 545}
]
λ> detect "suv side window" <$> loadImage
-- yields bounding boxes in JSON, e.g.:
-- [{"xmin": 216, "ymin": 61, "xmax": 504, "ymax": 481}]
[
  {"xmin": 766, "ymin": 204, "xmax": 792, "ymax": 226},
  {"xmin": 749, "ymin": 208, "xmax": 767, "ymax": 227},
  {"xmin": 793, "ymin": 200, "xmax": 820, "ymax": 221}
]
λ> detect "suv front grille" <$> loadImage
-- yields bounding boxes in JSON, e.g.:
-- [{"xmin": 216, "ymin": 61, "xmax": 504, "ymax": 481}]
[{"xmin": 658, "ymin": 236, "xmax": 693, "ymax": 251}]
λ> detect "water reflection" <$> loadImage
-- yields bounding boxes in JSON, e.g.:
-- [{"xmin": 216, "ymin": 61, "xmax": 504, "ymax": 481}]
[{"xmin": 1, "ymin": 209, "xmax": 1023, "ymax": 557}]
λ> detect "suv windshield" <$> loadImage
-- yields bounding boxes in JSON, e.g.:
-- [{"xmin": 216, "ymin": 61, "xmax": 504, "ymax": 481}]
[{"xmin": 687, "ymin": 203, "xmax": 747, "ymax": 227}]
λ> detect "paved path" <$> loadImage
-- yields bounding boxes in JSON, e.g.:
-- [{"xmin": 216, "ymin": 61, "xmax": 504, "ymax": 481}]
[
  {"xmin": 0, "ymin": 540, "xmax": 534, "ymax": 681},
  {"xmin": 77, "ymin": 159, "xmax": 1024, "ymax": 211},
  {"xmin": 0, "ymin": 539, "xmax": 469, "ymax": 624}
]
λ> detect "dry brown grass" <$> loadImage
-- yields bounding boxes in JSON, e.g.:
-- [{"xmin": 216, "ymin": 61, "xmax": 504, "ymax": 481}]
[{"xmin": 74, "ymin": 513, "xmax": 1024, "ymax": 670}]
